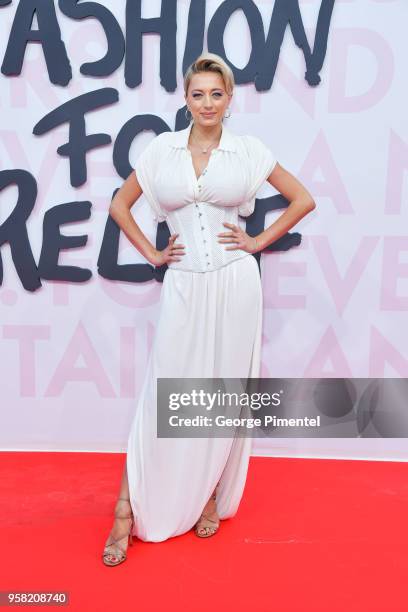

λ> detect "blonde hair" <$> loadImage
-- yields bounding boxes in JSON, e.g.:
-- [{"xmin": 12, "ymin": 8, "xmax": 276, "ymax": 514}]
[{"xmin": 183, "ymin": 52, "xmax": 235, "ymax": 96}]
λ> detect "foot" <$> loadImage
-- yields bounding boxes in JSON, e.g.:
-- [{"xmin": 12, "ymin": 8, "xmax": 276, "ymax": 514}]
[
  {"xmin": 195, "ymin": 493, "xmax": 220, "ymax": 537},
  {"xmin": 103, "ymin": 498, "xmax": 134, "ymax": 565}
]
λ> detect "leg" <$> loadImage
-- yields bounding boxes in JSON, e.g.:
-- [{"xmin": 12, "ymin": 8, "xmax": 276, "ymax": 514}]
[
  {"xmin": 103, "ymin": 461, "xmax": 135, "ymax": 565},
  {"xmin": 195, "ymin": 486, "xmax": 220, "ymax": 538},
  {"xmin": 118, "ymin": 461, "xmax": 130, "ymax": 499}
]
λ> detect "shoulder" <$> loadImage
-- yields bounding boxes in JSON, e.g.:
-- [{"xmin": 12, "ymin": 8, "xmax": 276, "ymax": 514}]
[
  {"xmin": 235, "ymin": 133, "xmax": 276, "ymax": 168},
  {"xmin": 142, "ymin": 130, "xmax": 172, "ymax": 151},
  {"xmin": 238, "ymin": 134, "xmax": 269, "ymax": 154},
  {"xmin": 217, "ymin": 126, "xmax": 269, "ymax": 159},
  {"xmin": 136, "ymin": 131, "xmax": 173, "ymax": 168}
]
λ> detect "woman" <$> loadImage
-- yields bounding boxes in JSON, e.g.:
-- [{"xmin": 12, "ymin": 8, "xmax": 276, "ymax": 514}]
[{"xmin": 103, "ymin": 53, "xmax": 315, "ymax": 566}]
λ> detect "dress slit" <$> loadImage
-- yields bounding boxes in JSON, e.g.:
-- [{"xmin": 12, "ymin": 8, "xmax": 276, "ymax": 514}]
[{"xmin": 126, "ymin": 254, "xmax": 262, "ymax": 542}]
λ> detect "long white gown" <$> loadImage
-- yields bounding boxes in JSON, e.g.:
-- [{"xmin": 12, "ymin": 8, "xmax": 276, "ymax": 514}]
[{"xmin": 126, "ymin": 121, "xmax": 277, "ymax": 542}]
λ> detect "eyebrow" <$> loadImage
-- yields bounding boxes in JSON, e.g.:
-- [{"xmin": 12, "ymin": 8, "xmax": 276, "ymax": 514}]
[{"xmin": 191, "ymin": 88, "xmax": 224, "ymax": 92}]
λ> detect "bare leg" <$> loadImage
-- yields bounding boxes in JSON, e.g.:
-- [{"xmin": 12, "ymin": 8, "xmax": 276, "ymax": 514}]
[
  {"xmin": 103, "ymin": 461, "xmax": 134, "ymax": 563},
  {"xmin": 118, "ymin": 461, "xmax": 130, "ymax": 499},
  {"xmin": 201, "ymin": 486, "xmax": 219, "ymax": 517}
]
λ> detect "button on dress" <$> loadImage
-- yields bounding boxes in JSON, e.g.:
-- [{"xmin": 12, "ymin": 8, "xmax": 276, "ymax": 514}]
[{"xmin": 126, "ymin": 121, "xmax": 277, "ymax": 542}]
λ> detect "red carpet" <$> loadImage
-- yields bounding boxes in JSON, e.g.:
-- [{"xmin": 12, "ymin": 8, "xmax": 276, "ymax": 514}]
[{"xmin": 1, "ymin": 452, "xmax": 407, "ymax": 612}]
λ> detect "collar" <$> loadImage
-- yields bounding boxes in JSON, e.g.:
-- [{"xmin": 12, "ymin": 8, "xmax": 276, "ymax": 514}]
[{"xmin": 170, "ymin": 121, "xmax": 237, "ymax": 152}]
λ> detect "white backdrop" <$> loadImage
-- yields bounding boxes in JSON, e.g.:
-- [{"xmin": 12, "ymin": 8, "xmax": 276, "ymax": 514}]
[{"xmin": 0, "ymin": 0, "xmax": 407, "ymax": 460}]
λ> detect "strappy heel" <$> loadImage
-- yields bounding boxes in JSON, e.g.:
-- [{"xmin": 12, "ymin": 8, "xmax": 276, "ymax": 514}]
[
  {"xmin": 102, "ymin": 497, "xmax": 134, "ymax": 566},
  {"xmin": 194, "ymin": 491, "xmax": 220, "ymax": 538}
]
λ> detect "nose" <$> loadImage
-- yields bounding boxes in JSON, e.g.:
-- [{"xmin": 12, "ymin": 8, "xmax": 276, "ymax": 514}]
[{"xmin": 203, "ymin": 95, "xmax": 213, "ymax": 108}]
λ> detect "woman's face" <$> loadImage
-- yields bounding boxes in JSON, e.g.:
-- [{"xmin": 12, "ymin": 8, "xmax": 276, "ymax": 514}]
[{"xmin": 185, "ymin": 71, "xmax": 232, "ymax": 128}]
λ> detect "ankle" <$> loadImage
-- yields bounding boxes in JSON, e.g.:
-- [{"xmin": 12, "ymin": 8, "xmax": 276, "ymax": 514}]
[
  {"xmin": 204, "ymin": 496, "xmax": 218, "ymax": 514},
  {"xmin": 115, "ymin": 497, "xmax": 131, "ymax": 507},
  {"xmin": 114, "ymin": 498, "xmax": 132, "ymax": 517}
]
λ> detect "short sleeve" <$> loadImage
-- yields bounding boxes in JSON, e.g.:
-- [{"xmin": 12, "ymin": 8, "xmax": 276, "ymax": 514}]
[
  {"xmin": 238, "ymin": 135, "xmax": 277, "ymax": 217},
  {"xmin": 134, "ymin": 135, "xmax": 167, "ymax": 223}
]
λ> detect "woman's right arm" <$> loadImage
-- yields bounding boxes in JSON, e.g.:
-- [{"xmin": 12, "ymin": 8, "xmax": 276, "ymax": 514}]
[{"xmin": 109, "ymin": 171, "xmax": 185, "ymax": 267}]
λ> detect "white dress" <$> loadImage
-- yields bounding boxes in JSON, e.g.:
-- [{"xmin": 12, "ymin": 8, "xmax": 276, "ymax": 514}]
[{"xmin": 126, "ymin": 121, "xmax": 277, "ymax": 542}]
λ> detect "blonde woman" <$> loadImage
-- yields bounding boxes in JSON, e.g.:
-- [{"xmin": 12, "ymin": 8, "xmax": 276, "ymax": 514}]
[{"xmin": 103, "ymin": 52, "xmax": 315, "ymax": 565}]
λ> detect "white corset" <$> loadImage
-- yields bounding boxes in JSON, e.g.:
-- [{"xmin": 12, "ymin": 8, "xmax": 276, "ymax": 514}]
[{"xmin": 165, "ymin": 200, "xmax": 250, "ymax": 273}]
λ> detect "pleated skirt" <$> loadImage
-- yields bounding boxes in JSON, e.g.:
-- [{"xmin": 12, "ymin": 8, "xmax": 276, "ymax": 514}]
[{"xmin": 126, "ymin": 253, "xmax": 263, "ymax": 542}]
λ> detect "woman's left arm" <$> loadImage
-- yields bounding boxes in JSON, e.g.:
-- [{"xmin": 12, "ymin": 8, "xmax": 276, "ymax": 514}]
[
  {"xmin": 254, "ymin": 162, "xmax": 316, "ymax": 251},
  {"xmin": 218, "ymin": 162, "xmax": 316, "ymax": 253}
]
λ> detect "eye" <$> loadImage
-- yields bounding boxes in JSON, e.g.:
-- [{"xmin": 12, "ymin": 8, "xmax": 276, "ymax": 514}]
[
  {"xmin": 213, "ymin": 92, "xmax": 223, "ymax": 97},
  {"xmin": 192, "ymin": 93, "xmax": 202, "ymax": 98}
]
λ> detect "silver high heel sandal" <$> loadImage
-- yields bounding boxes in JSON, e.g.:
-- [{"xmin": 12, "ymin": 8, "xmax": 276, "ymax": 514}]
[{"xmin": 102, "ymin": 497, "xmax": 134, "ymax": 566}]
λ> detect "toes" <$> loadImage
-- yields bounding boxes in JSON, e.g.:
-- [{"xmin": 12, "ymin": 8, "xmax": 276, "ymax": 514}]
[{"xmin": 197, "ymin": 526, "xmax": 211, "ymax": 536}]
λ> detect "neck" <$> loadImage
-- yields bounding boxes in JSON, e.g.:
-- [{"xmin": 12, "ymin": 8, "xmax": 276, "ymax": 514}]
[{"xmin": 190, "ymin": 121, "xmax": 223, "ymax": 143}]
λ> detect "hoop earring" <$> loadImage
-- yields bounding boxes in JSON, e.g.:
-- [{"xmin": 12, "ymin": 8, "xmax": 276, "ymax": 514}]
[
  {"xmin": 185, "ymin": 107, "xmax": 192, "ymax": 122},
  {"xmin": 224, "ymin": 107, "xmax": 231, "ymax": 118}
]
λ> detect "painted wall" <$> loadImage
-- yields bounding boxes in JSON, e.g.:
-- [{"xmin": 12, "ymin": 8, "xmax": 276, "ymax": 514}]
[{"xmin": 0, "ymin": 0, "xmax": 406, "ymax": 460}]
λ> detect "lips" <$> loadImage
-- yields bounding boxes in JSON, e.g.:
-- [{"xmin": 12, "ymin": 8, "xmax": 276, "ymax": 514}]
[{"xmin": 202, "ymin": 113, "xmax": 216, "ymax": 117}]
